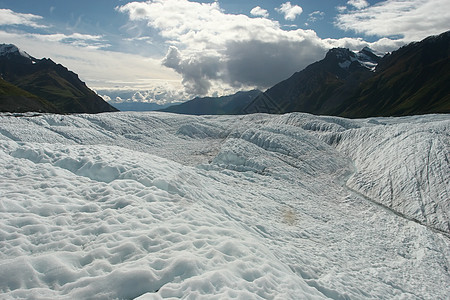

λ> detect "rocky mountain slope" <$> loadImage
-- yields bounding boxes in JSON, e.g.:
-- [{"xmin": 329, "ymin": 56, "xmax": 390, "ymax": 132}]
[
  {"xmin": 253, "ymin": 31, "xmax": 450, "ymax": 117},
  {"xmin": 248, "ymin": 47, "xmax": 382, "ymax": 115},
  {"xmin": 163, "ymin": 31, "xmax": 449, "ymax": 117},
  {"xmin": 340, "ymin": 31, "xmax": 450, "ymax": 117},
  {"xmin": 0, "ymin": 44, "xmax": 117, "ymax": 114}
]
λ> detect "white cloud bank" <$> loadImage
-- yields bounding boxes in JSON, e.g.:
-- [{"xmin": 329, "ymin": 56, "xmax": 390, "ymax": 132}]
[
  {"xmin": 336, "ymin": 0, "xmax": 450, "ymax": 41},
  {"xmin": 117, "ymin": 0, "xmax": 411, "ymax": 97}
]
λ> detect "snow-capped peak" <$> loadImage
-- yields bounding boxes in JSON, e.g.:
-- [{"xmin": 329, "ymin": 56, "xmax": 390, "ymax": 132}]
[
  {"xmin": 360, "ymin": 46, "xmax": 384, "ymax": 58},
  {"xmin": 0, "ymin": 43, "xmax": 31, "ymax": 59},
  {"xmin": 328, "ymin": 47, "xmax": 384, "ymax": 71}
]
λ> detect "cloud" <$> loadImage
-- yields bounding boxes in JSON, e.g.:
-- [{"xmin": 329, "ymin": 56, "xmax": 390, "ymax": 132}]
[
  {"xmin": 115, "ymin": 0, "xmax": 418, "ymax": 98},
  {"xmin": 250, "ymin": 6, "xmax": 269, "ymax": 18},
  {"xmin": 97, "ymin": 86, "xmax": 188, "ymax": 105},
  {"xmin": 32, "ymin": 33, "xmax": 108, "ymax": 49},
  {"xmin": 336, "ymin": 0, "xmax": 450, "ymax": 41},
  {"xmin": 162, "ymin": 45, "xmax": 221, "ymax": 95},
  {"xmin": 323, "ymin": 36, "xmax": 406, "ymax": 53},
  {"xmin": 308, "ymin": 11, "xmax": 325, "ymax": 23},
  {"xmin": 224, "ymin": 38, "xmax": 326, "ymax": 88},
  {"xmin": 0, "ymin": 8, "xmax": 46, "ymax": 28},
  {"xmin": 0, "ymin": 30, "xmax": 181, "ymax": 92},
  {"xmin": 0, "ymin": 8, "xmax": 109, "ymax": 50},
  {"xmin": 336, "ymin": 6, "xmax": 347, "ymax": 13},
  {"xmin": 118, "ymin": 0, "xmax": 329, "ymax": 96},
  {"xmin": 347, "ymin": 0, "xmax": 369, "ymax": 9},
  {"xmin": 276, "ymin": 2, "xmax": 303, "ymax": 21}
]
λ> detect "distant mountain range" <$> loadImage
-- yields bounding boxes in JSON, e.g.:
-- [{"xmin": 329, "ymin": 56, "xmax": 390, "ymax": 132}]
[
  {"xmin": 109, "ymin": 101, "xmax": 170, "ymax": 112},
  {"xmin": 2, "ymin": 31, "xmax": 449, "ymax": 116},
  {"xmin": 163, "ymin": 31, "xmax": 450, "ymax": 117},
  {"xmin": 160, "ymin": 90, "xmax": 261, "ymax": 115},
  {"xmin": 0, "ymin": 44, "xmax": 117, "ymax": 114}
]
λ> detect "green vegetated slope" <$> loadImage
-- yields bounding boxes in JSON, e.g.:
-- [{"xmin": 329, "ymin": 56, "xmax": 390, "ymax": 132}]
[
  {"xmin": 0, "ymin": 77, "xmax": 58, "ymax": 113},
  {"xmin": 340, "ymin": 32, "xmax": 450, "ymax": 117}
]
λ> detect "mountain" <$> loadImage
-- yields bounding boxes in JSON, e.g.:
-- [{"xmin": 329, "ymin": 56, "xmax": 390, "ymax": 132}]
[
  {"xmin": 160, "ymin": 90, "xmax": 261, "ymax": 115},
  {"xmin": 251, "ymin": 31, "xmax": 450, "ymax": 117},
  {"xmin": 110, "ymin": 101, "xmax": 170, "ymax": 112},
  {"xmin": 0, "ymin": 44, "xmax": 117, "ymax": 114},
  {"xmin": 0, "ymin": 77, "xmax": 59, "ymax": 113},
  {"xmin": 339, "ymin": 31, "xmax": 450, "ymax": 117},
  {"xmin": 241, "ymin": 47, "xmax": 382, "ymax": 115}
]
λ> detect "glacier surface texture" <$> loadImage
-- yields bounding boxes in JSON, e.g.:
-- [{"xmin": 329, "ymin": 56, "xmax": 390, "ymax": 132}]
[{"xmin": 0, "ymin": 112, "xmax": 449, "ymax": 299}]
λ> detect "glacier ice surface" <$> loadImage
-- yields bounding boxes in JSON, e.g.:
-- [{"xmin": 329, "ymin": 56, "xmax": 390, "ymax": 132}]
[{"xmin": 0, "ymin": 111, "xmax": 449, "ymax": 299}]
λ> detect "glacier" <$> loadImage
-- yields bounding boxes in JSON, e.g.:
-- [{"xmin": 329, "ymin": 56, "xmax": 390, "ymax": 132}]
[{"xmin": 0, "ymin": 112, "xmax": 449, "ymax": 299}]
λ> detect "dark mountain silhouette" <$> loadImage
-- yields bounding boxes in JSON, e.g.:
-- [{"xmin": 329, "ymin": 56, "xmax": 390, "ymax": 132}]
[
  {"xmin": 246, "ymin": 47, "xmax": 382, "ymax": 115},
  {"xmin": 160, "ymin": 90, "xmax": 261, "ymax": 115},
  {"xmin": 250, "ymin": 31, "xmax": 450, "ymax": 117},
  {"xmin": 0, "ymin": 44, "xmax": 117, "ymax": 114},
  {"xmin": 339, "ymin": 31, "xmax": 450, "ymax": 117}
]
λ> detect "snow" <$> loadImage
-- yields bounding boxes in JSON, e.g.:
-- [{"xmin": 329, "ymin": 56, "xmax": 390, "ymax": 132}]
[
  {"xmin": 0, "ymin": 112, "xmax": 449, "ymax": 299},
  {"xmin": 0, "ymin": 44, "xmax": 31, "ymax": 59},
  {"xmin": 335, "ymin": 47, "xmax": 382, "ymax": 71}
]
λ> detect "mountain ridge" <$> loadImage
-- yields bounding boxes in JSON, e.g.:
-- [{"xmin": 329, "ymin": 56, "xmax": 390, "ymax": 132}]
[
  {"xmin": 0, "ymin": 44, "xmax": 117, "ymax": 114},
  {"xmin": 162, "ymin": 31, "xmax": 449, "ymax": 117},
  {"xmin": 160, "ymin": 90, "xmax": 262, "ymax": 115},
  {"xmin": 339, "ymin": 31, "xmax": 450, "ymax": 117}
]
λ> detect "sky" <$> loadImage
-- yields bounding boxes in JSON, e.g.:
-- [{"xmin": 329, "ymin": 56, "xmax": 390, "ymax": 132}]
[{"xmin": 0, "ymin": 0, "xmax": 449, "ymax": 103}]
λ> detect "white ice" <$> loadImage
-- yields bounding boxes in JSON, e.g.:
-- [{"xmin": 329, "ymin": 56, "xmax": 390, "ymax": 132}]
[{"xmin": 0, "ymin": 112, "xmax": 449, "ymax": 299}]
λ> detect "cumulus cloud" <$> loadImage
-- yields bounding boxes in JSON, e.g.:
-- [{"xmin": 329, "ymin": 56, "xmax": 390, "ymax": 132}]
[
  {"xmin": 336, "ymin": 0, "xmax": 450, "ymax": 41},
  {"xmin": 162, "ymin": 45, "xmax": 221, "ymax": 95},
  {"xmin": 0, "ymin": 8, "xmax": 46, "ymax": 28},
  {"xmin": 347, "ymin": 0, "xmax": 369, "ymax": 9},
  {"xmin": 117, "ymin": 0, "xmax": 418, "ymax": 98},
  {"xmin": 276, "ymin": 2, "xmax": 303, "ymax": 21},
  {"xmin": 224, "ymin": 39, "xmax": 323, "ymax": 88},
  {"xmin": 250, "ymin": 6, "xmax": 269, "ymax": 18},
  {"xmin": 118, "ymin": 0, "xmax": 327, "ymax": 96},
  {"xmin": 97, "ymin": 85, "xmax": 188, "ymax": 105}
]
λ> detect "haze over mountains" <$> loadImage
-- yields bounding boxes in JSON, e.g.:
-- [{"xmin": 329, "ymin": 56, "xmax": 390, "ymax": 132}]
[{"xmin": 0, "ymin": 44, "xmax": 117, "ymax": 114}]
